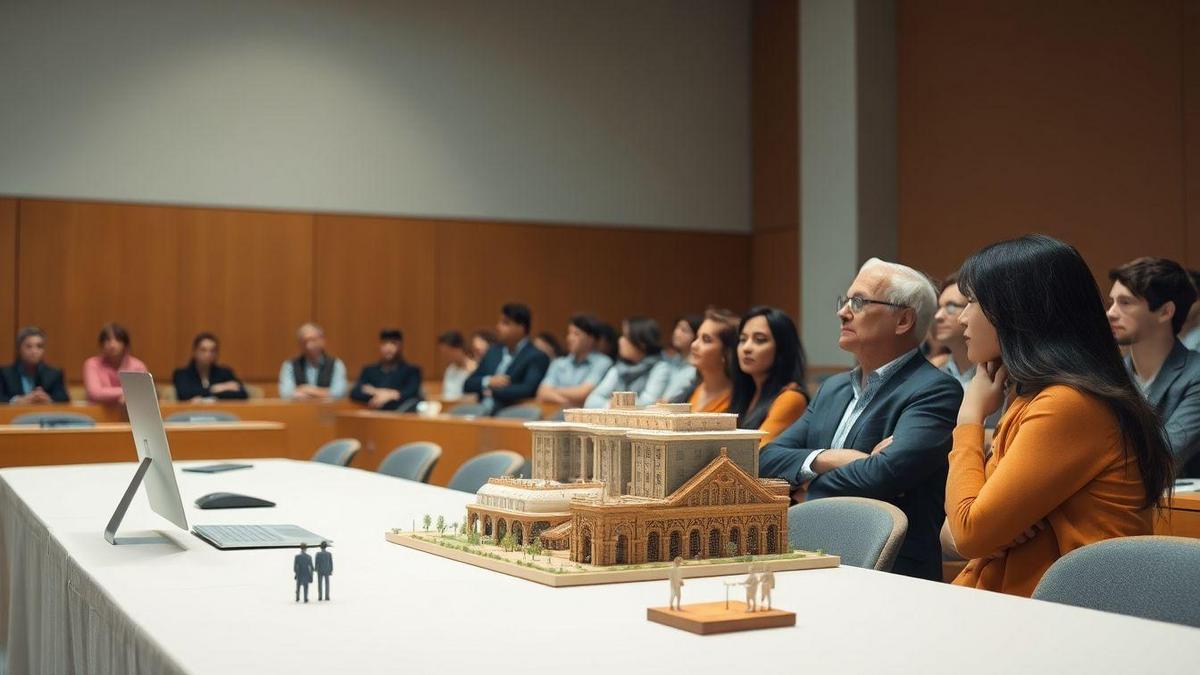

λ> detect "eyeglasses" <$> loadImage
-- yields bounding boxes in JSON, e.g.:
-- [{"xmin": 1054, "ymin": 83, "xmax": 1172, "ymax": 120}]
[
  {"xmin": 837, "ymin": 295, "xmax": 909, "ymax": 314},
  {"xmin": 939, "ymin": 302, "xmax": 966, "ymax": 315}
]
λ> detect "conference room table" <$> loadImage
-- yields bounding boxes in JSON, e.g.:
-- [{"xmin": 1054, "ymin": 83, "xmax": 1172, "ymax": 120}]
[{"xmin": 2, "ymin": 460, "xmax": 1197, "ymax": 675}]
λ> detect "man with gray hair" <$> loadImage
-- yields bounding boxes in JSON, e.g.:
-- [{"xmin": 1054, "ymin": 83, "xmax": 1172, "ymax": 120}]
[
  {"xmin": 278, "ymin": 323, "xmax": 348, "ymax": 400},
  {"xmin": 759, "ymin": 258, "xmax": 962, "ymax": 580}
]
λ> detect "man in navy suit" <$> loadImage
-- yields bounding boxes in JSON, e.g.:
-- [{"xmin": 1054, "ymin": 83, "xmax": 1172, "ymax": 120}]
[
  {"xmin": 1, "ymin": 327, "xmax": 69, "ymax": 404},
  {"xmin": 760, "ymin": 259, "xmax": 962, "ymax": 581},
  {"xmin": 464, "ymin": 303, "xmax": 550, "ymax": 414}
]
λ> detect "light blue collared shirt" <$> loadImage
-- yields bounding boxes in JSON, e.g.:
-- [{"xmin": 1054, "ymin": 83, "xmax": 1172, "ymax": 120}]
[
  {"xmin": 798, "ymin": 349, "xmax": 919, "ymax": 482},
  {"xmin": 278, "ymin": 357, "xmax": 348, "ymax": 399},
  {"xmin": 660, "ymin": 353, "xmax": 697, "ymax": 403},
  {"xmin": 18, "ymin": 372, "xmax": 33, "ymax": 395},
  {"xmin": 543, "ymin": 352, "xmax": 612, "ymax": 389},
  {"xmin": 482, "ymin": 338, "xmax": 529, "ymax": 410}
]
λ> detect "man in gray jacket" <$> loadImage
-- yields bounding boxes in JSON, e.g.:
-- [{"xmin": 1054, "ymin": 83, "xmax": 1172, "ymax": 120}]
[
  {"xmin": 294, "ymin": 543, "xmax": 314, "ymax": 603},
  {"xmin": 1108, "ymin": 257, "xmax": 1200, "ymax": 477},
  {"xmin": 315, "ymin": 541, "xmax": 333, "ymax": 601}
]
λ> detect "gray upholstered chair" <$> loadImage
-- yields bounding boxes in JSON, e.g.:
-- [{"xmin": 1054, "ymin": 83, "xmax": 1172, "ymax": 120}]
[
  {"xmin": 377, "ymin": 442, "xmax": 442, "ymax": 483},
  {"xmin": 311, "ymin": 438, "xmax": 362, "ymax": 467},
  {"xmin": 495, "ymin": 404, "xmax": 542, "ymax": 421},
  {"xmin": 9, "ymin": 411, "xmax": 96, "ymax": 428},
  {"xmin": 448, "ymin": 403, "xmax": 489, "ymax": 417},
  {"xmin": 787, "ymin": 497, "xmax": 908, "ymax": 571},
  {"xmin": 1032, "ymin": 536, "xmax": 1200, "ymax": 628},
  {"xmin": 165, "ymin": 410, "xmax": 240, "ymax": 423},
  {"xmin": 447, "ymin": 450, "xmax": 525, "ymax": 493}
]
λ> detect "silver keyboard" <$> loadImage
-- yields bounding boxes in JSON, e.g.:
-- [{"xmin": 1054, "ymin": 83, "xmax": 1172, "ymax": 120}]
[{"xmin": 192, "ymin": 524, "xmax": 329, "ymax": 549}]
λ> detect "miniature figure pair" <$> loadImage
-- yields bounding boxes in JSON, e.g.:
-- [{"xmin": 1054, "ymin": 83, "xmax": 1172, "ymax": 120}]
[{"xmin": 294, "ymin": 541, "xmax": 333, "ymax": 602}]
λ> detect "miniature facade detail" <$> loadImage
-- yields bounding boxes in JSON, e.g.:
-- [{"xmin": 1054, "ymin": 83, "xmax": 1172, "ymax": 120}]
[{"xmin": 465, "ymin": 393, "xmax": 790, "ymax": 565}]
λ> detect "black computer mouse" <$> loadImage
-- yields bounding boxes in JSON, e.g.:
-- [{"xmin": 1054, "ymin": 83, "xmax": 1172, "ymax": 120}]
[{"xmin": 195, "ymin": 492, "xmax": 276, "ymax": 509}]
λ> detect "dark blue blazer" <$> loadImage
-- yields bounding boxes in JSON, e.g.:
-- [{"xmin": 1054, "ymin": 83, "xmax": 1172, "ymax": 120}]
[
  {"xmin": 350, "ymin": 361, "xmax": 422, "ymax": 411},
  {"xmin": 759, "ymin": 351, "xmax": 962, "ymax": 581},
  {"xmin": 0, "ymin": 362, "xmax": 70, "ymax": 403},
  {"xmin": 463, "ymin": 341, "xmax": 550, "ymax": 412}
]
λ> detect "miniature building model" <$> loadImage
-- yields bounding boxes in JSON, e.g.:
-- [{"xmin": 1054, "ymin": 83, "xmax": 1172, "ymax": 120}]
[{"xmin": 465, "ymin": 393, "xmax": 791, "ymax": 566}]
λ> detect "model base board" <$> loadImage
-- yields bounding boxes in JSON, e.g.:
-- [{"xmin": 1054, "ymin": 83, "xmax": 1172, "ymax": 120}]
[
  {"xmin": 647, "ymin": 602, "xmax": 796, "ymax": 635},
  {"xmin": 385, "ymin": 531, "xmax": 839, "ymax": 588}
]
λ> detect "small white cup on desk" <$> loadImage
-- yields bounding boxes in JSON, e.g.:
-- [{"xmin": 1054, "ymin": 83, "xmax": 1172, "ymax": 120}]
[{"xmin": 416, "ymin": 401, "xmax": 442, "ymax": 417}]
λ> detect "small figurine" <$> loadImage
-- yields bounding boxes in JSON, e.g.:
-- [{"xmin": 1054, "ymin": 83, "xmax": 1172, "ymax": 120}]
[
  {"xmin": 759, "ymin": 564, "xmax": 774, "ymax": 611},
  {"xmin": 668, "ymin": 556, "xmax": 685, "ymax": 610},
  {"xmin": 294, "ymin": 543, "xmax": 314, "ymax": 603},
  {"xmin": 743, "ymin": 567, "xmax": 759, "ymax": 613},
  {"xmin": 315, "ymin": 541, "xmax": 333, "ymax": 601}
]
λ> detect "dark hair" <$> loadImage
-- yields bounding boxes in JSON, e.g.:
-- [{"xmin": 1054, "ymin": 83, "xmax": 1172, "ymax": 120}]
[
  {"xmin": 940, "ymin": 271, "xmax": 960, "ymax": 294},
  {"xmin": 536, "ymin": 331, "xmax": 566, "ymax": 358},
  {"xmin": 730, "ymin": 306, "xmax": 807, "ymax": 428},
  {"xmin": 621, "ymin": 316, "xmax": 662, "ymax": 358},
  {"xmin": 569, "ymin": 313, "xmax": 601, "ymax": 338},
  {"xmin": 98, "ymin": 322, "xmax": 130, "ymax": 348},
  {"xmin": 959, "ymin": 235, "xmax": 1173, "ymax": 508},
  {"xmin": 501, "ymin": 302, "xmax": 532, "ymax": 333},
  {"xmin": 191, "ymin": 332, "xmax": 219, "ymax": 350},
  {"xmin": 379, "ymin": 328, "xmax": 404, "ymax": 342},
  {"xmin": 16, "ymin": 326, "xmax": 46, "ymax": 348},
  {"xmin": 1109, "ymin": 257, "xmax": 1198, "ymax": 335},
  {"xmin": 438, "ymin": 330, "xmax": 465, "ymax": 349},
  {"xmin": 674, "ymin": 314, "xmax": 704, "ymax": 344},
  {"xmin": 594, "ymin": 322, "xmax": 618, "ymax": 360},
  {"xmin": 701, "ymin": 307, "xmax": 740, "ymax": 382}
]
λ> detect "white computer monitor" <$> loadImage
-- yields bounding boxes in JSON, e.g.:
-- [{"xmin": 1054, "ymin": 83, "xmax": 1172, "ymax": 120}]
[{"xmin": 114, "ymin": 371, "xmax": 189, "ymax": 533}]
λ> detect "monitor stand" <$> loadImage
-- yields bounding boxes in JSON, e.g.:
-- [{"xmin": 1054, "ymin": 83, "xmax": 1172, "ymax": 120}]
[{"xmin": 105, "ymin": 454, "xmax": 172, "ymax": 545}]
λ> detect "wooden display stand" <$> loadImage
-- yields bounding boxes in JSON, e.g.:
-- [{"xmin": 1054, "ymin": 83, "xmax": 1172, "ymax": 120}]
[
  {"xmin": 647, "ymin": 602, "xmax": 796, "ymax": 635},
  {"xmin": 386, "ymin": 530, "xmax": 839, "ymax": 588}
]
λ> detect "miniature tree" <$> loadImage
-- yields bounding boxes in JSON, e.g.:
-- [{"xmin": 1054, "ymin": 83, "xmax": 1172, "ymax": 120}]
[
  {"xmin": 531, "ymin": 536, "xmax": 543, "ymax": 559},
  {"xmin": 436, "ymin": 515, "xmax": 446, "ymax": 536},
  {"xmin": 725, "ymin": 540, "xmax": 737, "ymax": 559},
  {"xmin": 422, "ymin": 514, "xmax": 432, "ymax": 531},
  {"xmin": 501, "ymin": 533, "xmax": 515, "ymax": 552}
]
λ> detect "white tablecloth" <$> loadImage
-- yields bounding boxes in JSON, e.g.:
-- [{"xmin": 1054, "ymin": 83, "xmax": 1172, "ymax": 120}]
[{"xmin": 2, "ymin": 459, "xmax": 1197, "ymax": 674}]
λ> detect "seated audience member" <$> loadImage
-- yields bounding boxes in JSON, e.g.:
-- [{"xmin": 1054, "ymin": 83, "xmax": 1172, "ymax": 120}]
[
  {"xmin": 464, "ymin": 303, "xmax": 551, "ymax": 414},
  {"xmin": 172, "ymin": 332, "xmax": 248, "ymax": 401},
  {"xmin": 471, "ymin": 329, "xmax": 497, "ymax": 363},
  {"xmin": 594, "ymin": 321, "xmax": 619, "ymax": 362},
  {"xmin": 533, "ymin": 332, "xmax": 566, "ymax": 361},
  {"xmin": 688, "ymin": 308, "xmax": 739, "ymax": 412},
  {"xmin": 278, "ymin": 323, "xmax": 348, "ymax": 400},
  {"xmin": 83, "ymin": 323, "xmax": 149, "ymax": 405},
  {"xmin": 437, "ymin": 331, "xmax": 476, "ymax": 401},
  {"xmin": 759, "ymin": 259, "xmax": 961, "ymax": 581},
  {"xmin": 662, "ymin": 314, "xmax": 702, "ymax": 403},
  {"xmin": 933, "ymin": 273, "xmax": 974, "ymax": 387},
  {"xmin": 1107, "ymin": 257, "xmax": 1200, "ymax": 477},
  {"xmin": 1, "ymin": 327, "xmax": 69, "ymax": 404},
  {"xmin": 585, "ymin": 317, "xmax": 672, "ymax": 408},
  {"xmin": 1179, "ymin": 269, "xmax": 1200, "ymax": 351},
  {"xmin": 350, "ymin": 329, "xmax": 422, "ymax": 411},
  {"xmin": 730, "ymin": 307, "xmax": 808, "ymax": 445},
  {"xmin": 536, "ymin": 314, "xmax": 613, "ymax": 408},
  {"xmin": 946, "ymin": 235, "xmax": 1172, "ymax": 597}
]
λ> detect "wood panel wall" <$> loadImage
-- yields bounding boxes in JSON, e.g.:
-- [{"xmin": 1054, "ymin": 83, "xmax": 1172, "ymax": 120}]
[
  {"xmin": 3, "ymin": 198, "xmax": 752, "ymax": 383},
  {"xmin": 898, "ymin": 0, "xmax": 1200, "ymax": 282},
  {"xmin": 750, "ymin": 0, "xmax": 800, "ymax": 319}
]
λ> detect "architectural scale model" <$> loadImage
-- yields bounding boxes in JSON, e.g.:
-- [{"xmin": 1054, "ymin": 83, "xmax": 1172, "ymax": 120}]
[{"xmin": 386, "ymin": 392, "xmax": 840, "ymax": 587}]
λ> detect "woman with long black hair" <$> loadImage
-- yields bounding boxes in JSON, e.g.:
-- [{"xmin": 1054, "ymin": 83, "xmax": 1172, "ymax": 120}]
[
  {"xmin": 730, "ymin": 306, "xmax": 808, "ymax": 445},
  {"xmin": 946, "ymin": 234, "xmax": 1173, "ymax": 596}
]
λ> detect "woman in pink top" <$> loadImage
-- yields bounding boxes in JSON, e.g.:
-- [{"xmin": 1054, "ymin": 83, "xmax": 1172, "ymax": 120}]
[{"xmin": 82, "ymin": 323, "xmax": 148, "ymax": 404}]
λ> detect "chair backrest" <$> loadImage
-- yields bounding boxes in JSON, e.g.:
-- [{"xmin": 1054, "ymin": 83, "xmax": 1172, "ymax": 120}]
[
  {"xmin": 311, "ymin": 438, "xmax": 362, "ymax": 467},
  {"xmin": 495, "ymin": 404, "xmax": 542, "ymax": 421},
  {"xmin": 787, "ymin": 497, "xmax": 907, "ymax": 571},
  {"xmin": 447, "ymin": 450, "xmax": 526, "ymax": 493},
  {"xmin": 9, "ymin": 411, "xmax": 97, "ymax": 428},
  {"xmin": 164, "ymin": 410, "xmax": 240, "ymax": 423},
  {"xmin": 1032, "ymin": 536, "xmax": 1200, "ymax": 628},
  {"xmin": 377, "ymin": 442, "xmax": 443, "ymax": 483},
  {"xmin": 448, "ymin": 403, "xmax": 489, "ymax": 417}
]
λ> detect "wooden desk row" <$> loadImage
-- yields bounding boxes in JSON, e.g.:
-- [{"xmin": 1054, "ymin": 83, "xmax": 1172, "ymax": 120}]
[
  {"xmin": 1156, "ymin": 491, "xmax": 1200, "ymax": 539},
  {"xmin": 0, "ymin": 422, "xmax": 287, "ymax": 468}
]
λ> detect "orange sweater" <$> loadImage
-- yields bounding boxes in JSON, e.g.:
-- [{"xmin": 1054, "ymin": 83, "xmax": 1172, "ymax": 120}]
[
  {"xmin": 757, "ymin": 389, "xmax": 808, "ymax": 446},
  {"xmin": 947, "ymin": 385, "xmax": 1153, "ymax": 597},
  {"xmin": 689, "ymin": 386, "xmax": 731, "ymax": 413}
]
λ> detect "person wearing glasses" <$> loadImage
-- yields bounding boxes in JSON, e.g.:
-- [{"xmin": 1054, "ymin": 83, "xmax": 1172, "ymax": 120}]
[
  {"xmin": 933, "ymin": 273, "xmax": 973, "ymax": 387},
  {"xmin": 758, "ymin": 258, "xmax": 962, "ymax": 581}
]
